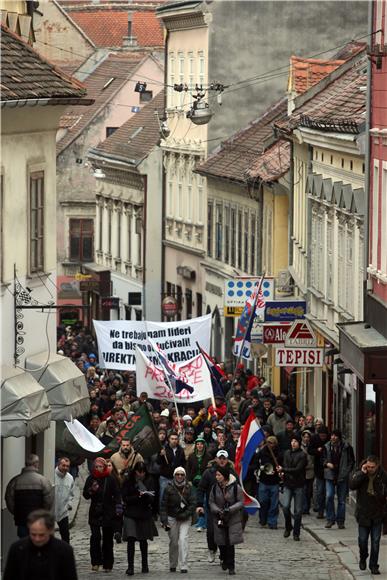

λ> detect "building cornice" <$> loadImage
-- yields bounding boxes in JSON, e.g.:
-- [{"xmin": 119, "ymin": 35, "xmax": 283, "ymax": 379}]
[
  {"xmin": 297, "ymin": 126, "xmax": 363, "ymax": 155},
  {"xmin": 163, "ymin": 239, "xmax": 205, "ymax": 257}
]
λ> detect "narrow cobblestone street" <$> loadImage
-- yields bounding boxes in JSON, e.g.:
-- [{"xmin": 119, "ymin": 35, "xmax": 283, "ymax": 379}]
[{"xmin": 71, "ymin": 472, "xmax": 351, "ymax": 580}]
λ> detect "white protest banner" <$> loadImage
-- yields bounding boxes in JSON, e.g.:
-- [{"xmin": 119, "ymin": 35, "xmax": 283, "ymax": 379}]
[
  {"xmin": 136, "ymin": 347, "xmax": 213, "ymax": 403},
  {"xmin": 64, "ymin": 419, "xmax": 105, "ymax": 453},
  {"xmin": 93, "ymin": 314, "xmax": 211, "ymax": 371}
]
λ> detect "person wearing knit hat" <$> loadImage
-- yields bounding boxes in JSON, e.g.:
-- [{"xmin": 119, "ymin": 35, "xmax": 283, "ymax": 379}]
[
  {"xmin": 209, "ymin": 460, "xmax": 243, "ymax": 575},
  {"xmin": 83, "ymin": 457, "xmax": 121, "ymax": 572},
  {"xmin": 279, "ymin": 432, "xmax": 307, "ymax": 541},
  {"xmin": 160, "ymin": 465, "xmax": 196, "ymax": 573},
  {"xmin": 186, "ymin": 437, "xmax": 210, "ymax": 532}
]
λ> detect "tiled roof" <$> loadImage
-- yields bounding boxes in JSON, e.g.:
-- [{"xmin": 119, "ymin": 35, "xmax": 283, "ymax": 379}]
[
  {"xmin": 288, "ymin": 57, "xmax": 345, "ymax": 95},
  {"xmin": 0, "ymin": 24, "xmax": 86, "ymax": 101},
  {"xmin": 246, "ymin": 140, "xmax": 290, "ymax": 183},
  {"xmin": 91, "ymin": 90, "xmax": 165, "ymax": 167},
  {"xmin": 67, "ymin": 9, "xmax": 164, "ymax": 48},
  {"xmin": 56, "ymin": 51, "xmax": 147, "ymax": 154},
  {"xmin": 276, "ymin": 51, "xmax": 367, "ymax": 134},
  {"xmin": 195, "ymin": 98, "xmax": 287, "ymax": 183}
]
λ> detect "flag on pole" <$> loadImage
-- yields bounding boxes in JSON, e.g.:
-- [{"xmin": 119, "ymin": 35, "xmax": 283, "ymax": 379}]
[
  {"xmin": 233, "ymin": 278, "xmax": 265, "ymax": 360},
  {"xmin": 196, "ymin": 342, "xmax": 225, "ymax": 398},
  {"xmin": 234, "ymin": 411, "xmax": 265, "ymax": 514},
  {"xmin": 150, "ymin": 341, "xmax": 195, "ymax": 395}
]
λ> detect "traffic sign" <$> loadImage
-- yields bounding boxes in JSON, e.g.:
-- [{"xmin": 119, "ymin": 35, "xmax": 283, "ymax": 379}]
[{"xmin": 285, "ymin": 320, "xmax": 316, "ymax": 346}]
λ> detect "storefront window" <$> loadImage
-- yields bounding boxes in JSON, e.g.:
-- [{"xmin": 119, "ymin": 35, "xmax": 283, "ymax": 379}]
[{"xmin": 364, "ymin": 384, "xmax": 376, "ymax": 457}]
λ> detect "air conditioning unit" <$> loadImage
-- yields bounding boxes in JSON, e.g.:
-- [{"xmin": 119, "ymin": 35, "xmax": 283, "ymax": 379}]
[{"xmin": 276, "ymin": 270, "xmax": 294, "ymax": 295}]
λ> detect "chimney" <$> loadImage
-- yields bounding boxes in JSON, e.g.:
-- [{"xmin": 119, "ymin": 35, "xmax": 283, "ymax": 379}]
[{"xmin": 122, "ymin": 12, "xmax": 138, "ymax": 47}]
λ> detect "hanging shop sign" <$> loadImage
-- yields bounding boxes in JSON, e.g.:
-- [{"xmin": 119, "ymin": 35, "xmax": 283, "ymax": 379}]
[
  {"xmin": 275, "ymin": 347, "xmax": 324, "ymax": 367},
  {"xmin": 263, "ymin": 322, "xmax": 291, "ymax": 344},
  {"xmin": 161, "ymin": 296, "xmax": 178, "ymax": 318},
  {"xmin": 224, "ymin": 277, "xmax": 274, "ymax": 318},
  {"xmin": 285, "ymin": 320, "xmax": 316, "ymax": 347},
  {"xmin": 264, "ymin": 300, "xmax": 307, "ymax": 322}
]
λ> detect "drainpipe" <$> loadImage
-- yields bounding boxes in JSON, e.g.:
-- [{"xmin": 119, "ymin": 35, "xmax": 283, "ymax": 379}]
[
  {"xmin": 364, "ymin": 0, "xmax": 373, "ymax": 320},
  {"xmin": 288, "ymin": 140, "xmax": 294, "ymax": 267},
  {"xmin": 142, "ymin": 175, "xmax": 147, "ymax": 320},
  {"xmin": 161, "ymin": 27, "xmax": 169, "ymax": 321}
]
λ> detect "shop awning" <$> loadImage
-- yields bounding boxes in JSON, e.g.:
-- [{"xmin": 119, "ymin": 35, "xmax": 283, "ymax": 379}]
[
  {"xmin": 25, "ymin": 353, "xmax": 90, "ymax": 421},
  {"xmin": 0, "ymin": 366, "xmax": 52, "ymax": 437},
  {"xmin": 337, "ymin": 322, "xmax": 387, "ymax": 384}
]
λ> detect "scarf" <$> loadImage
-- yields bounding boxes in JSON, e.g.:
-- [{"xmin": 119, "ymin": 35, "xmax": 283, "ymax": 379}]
[
  {"xmin": 367, "ymin": 473, "xmax": 376, "ymax": 496},
  {"xmin": 92, "ymin": 466, "xmax": 110, "ymax": 479}
]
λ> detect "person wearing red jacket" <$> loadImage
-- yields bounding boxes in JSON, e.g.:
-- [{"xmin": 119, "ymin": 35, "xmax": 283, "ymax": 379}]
[
  {"xmin": 208, "ymin": 396, "xmax": 227, "ymax": 419},
  {"xmin": 245, "ymin": 369, "xmax": 260, "ymax": 393}
]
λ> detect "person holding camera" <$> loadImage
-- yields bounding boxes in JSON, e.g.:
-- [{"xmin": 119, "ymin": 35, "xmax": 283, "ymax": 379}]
[
  {"xmin": 209, "ymin": 464, "xmax": 243, "ymax": 576},
  {"xmin": 160, "ymin": 467, "xmax": 196, "ymax": 573},
  {"xmin": 349, "ymin": 456, "xmax": 387, "ymax": 575}
]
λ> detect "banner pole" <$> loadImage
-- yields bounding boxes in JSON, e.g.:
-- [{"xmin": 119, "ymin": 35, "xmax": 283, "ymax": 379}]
[
  {"xmin": 152, "ymin": 345, "xmax": 183, "ymax": 434},
  {"xmin": 196, "ymin": 341, "xmax": 217, "ymax": 413},
  {"xmin": 231, "ymin": 273, "xmax": 265, "ymax": 386}
]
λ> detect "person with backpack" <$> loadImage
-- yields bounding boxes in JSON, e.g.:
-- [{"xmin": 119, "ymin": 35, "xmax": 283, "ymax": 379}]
[{"xmin": 209, "ymin": 464, "xmax": 243, "ymax": 576}]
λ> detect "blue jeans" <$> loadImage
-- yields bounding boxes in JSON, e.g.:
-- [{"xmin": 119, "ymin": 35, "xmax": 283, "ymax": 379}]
[
  {"xmin": 258, "ymin": 483, "xmax": 279, "ymax": 527},
  {"xmin": 282, "ymin": 487, "xmax": 304, "ymax": 537},
  {"xmin": 358, "ymin": 521, "xmax": 383, "ymax": 569},
  {"xmin": 314, "ymin": 477, "xmax": 326, "ymax": 514},
  {"xmin": 325, "ymin": 480, "xmax": 348, "ymax": 524}
]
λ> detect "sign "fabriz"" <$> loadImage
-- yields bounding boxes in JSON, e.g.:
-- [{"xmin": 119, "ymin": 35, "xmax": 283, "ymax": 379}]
[{"xmin": 275, "ymin": 347, "xmax": 324, "ymax": 367}]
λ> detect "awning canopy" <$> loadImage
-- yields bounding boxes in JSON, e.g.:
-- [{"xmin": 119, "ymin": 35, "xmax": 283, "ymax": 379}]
[
  {"xmin": 337, "ymin": 322, "xmax": 387, "ymax": 384},
  {"xmin": 0, "ymin": 366, "xmax": 52, "ymax": 438},
  {"xmin": 25, "ymin": 353, "xmax": 90, "ymax": 421}
]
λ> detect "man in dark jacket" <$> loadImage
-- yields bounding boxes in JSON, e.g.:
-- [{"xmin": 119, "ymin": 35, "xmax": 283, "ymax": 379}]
[
  {"xmin": 157, "ymin": 431, "xmax": 186, "ymax": 510},
  {"xmin": 276, "ymin": 419, "xmax": 296, "ymax": 452},
  {"xmin": 5, "ymin": 454, "xmax": 54, "ymax": 538},
  {"xmin": 349, "ymin": 456, "xmax": 387, "ymax": 574},
  {"xmin": 323, "ymin": 429, "xmax": 355, "ymax": 529},
  {"xmin": 3, "ymin": 509, "xmax": 77, "ymax": 580},
  {"xmin": 278, "ymin": 435, "xmax": 307, "ymax": 541},
  {"xmin": 308, "ymin": 426, "xmax": 329, "ymax": 517}
]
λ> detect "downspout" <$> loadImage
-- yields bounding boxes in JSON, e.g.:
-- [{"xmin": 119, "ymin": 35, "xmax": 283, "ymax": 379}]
[
  {"xmin": 288, "ymin": 140, "xmax": 294, "ymax": 267},
  {"xmin": 364, "ymin": 0, "xmax": 373, "ymax": 320},
  {"xmin": 142, "ymin": 175, "xmax": 147, "ymax": 319},
  {"xmin": 161, "ymin": 27, "xmax": 169, "ymax": 321}
]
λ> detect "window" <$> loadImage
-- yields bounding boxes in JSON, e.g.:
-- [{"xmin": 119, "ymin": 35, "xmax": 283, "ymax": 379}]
[
  {"xmin": 338, "ymin": 222, "xmax": 345, "ymax": 310},
  {"xmin": 358, "ymin": 233, "xmax": 364, "ymax": 317},
  {"xmin": 178, "ymin": 183, "xmax": 183, "ymax": 219},
  {"xmin": 127, "ymin": 208, "xmax": 132, "ymax": 263},
  {"xmin": 106, "ymin": 127, "xmax": 118, "ymax": 138},
  {"xmin": 188, "ymin": 52, "xmax": 194, "ymax": 92},
  {"xmin": 197, "ymin": 176, "xmax": 204, "ymax": 223},
  {"xmin": 198, "ymin": 51, "xmax": 205, "ymax": 87},
  {"xmin": 69, "ymin": 219, "xmax": 93, "ymax": 262},
  {"xmin": 167, "ymin": 181, "xmax": 173, "ymax": 217},
  {"xmin": 140, "ymin": 90, "xmax": 153, "ymax": 103},
  {"xmin": 176, "ymin": 285, "xmax": 182, "ymax": 321},
  {"xmin": 187, "ymin": 174, "xmax": 192, "ymax": 221},
  {"xmin": 326, "ymin": 217, "xmax": 333, "ymax": 301},
  {"xmin": 372, "ymin": 162, "xmax": 379, "ymax": 267},
  {"xmin": 98, "ymin": 200, "xmax": 103, "ymax": 251},
  {"xmin": 116, "ymin": 210, "xmax": 121, "ymax": 259},
  {"xmin": 231, "ymin": 208, "xmax": 236, "ymax": 267},
  {"xmin": 345, "ymin": 227, "xmax": 354, "ymax": 313},
  {"xmin": 215, "ymin": 204, "xmax": 223, "ymax": 260},
  {"xmin": 108, "ymin": 204, "xmax": 112, "ymax": 254},
  {"xmin": 186, "ymin": 288, "xmax": 192, "ymax": 319},
  {"xmin": 244, "ymin": 211, "xmax": 249, "ymax": 271},
  {"xmin": 237, "ymin": 210, "xmax": 242, "ymax": 268},
  {"xmin": 207, "ymin": 203, "xmax": 213, "ymax": 257},
  {"xmin": 250, "ymin": 214, "xmax": 256, "ymax": 274},
  {"xmin": 224, "ymin": 206, "xmax": 230, "ymax": 264},
  {"xmin": 30, "ymin": 171, "xmax": 44, "ymax": 272},
  {"xmin": 178, "ymin": 52, "xmax": 184, "ymax": 107},
  {"xmin": 196, "ymin": 292, "xmax": 202, "ymax": 317},
  {"xmin": 168, "ymin": 53, "xmax": 175, "ymax": 107},
  {"xmin": 381, "ymin": 165, "xmax": 387, "ymax": 274}
]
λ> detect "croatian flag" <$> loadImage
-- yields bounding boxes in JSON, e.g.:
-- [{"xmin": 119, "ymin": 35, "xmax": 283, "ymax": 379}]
[
  {"xmin": 196, "ymin": 342, "xmax": 225, "ymax": 398},
  {"xmin": 150, "ymin": 341, "xmax": 195, "ymax": 395},
  {"xmin": 233, "ymin": 277, "xmax": 265, "ymax": 360},
  {"xmin": 234, "ymin": 411, "xmax": 265, "ymax": 514}
]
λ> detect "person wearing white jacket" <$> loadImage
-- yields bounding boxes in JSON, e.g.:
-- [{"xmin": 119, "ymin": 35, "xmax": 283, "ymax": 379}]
[{"xmin": 55, "ymin": 457, "xmax": 74, "ymax": 544}]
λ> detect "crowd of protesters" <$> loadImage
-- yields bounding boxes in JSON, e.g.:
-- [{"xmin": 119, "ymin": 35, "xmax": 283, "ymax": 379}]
[{"xmin": 5, "ymin": 324, "xmax": 385, "ymax": 577}]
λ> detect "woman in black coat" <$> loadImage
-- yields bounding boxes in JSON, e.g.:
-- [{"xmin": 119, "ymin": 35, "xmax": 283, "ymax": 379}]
[
  {"xmin": 121, "ymin": 462, "xmax": 158, "ymax": 576},
  {"xmin": 83, "ymin": 456, "xmax": 122, "ymax": 572}
]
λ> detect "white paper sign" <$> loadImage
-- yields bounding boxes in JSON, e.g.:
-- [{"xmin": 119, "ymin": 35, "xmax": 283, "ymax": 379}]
[
  {"xmin": 136, "ymin": 347, "xmax": 213, "ymax": 403},
  {"xmin": 64, "ymin": 419, "xmax": 105, "ymax": 452},
  {"xmin": 93, "ymin": 314, "xmax": 211, "ymax": 371}
]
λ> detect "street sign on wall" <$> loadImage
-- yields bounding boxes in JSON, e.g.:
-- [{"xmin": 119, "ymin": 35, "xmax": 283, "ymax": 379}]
[
  {"xmin": 285, "ymin": 320, "xmax": 316, "ymax": 347},
  {"xmin": 263, "ymin": 323, "xmax": 291, "ymax": 344},
  {"xmin": 275, "ymin": 347, "xmax": 324, "ymax": 367}
]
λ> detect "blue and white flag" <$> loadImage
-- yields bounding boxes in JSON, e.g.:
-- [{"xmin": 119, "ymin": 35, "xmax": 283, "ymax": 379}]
[
  {"xmin": 233, "ymin": 277, "xmax": 265, "ymax": 360},
  {"xmin": 150, "ymin": 341, "xmax": 195, "ymax": 395}
]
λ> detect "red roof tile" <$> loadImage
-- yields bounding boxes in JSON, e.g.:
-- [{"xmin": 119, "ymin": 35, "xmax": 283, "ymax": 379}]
[
  {"xmin": 1, "ymin": 24, "xmax": 87, "ymax": 101},
  {"xmin": 90, "ymin": 89, "xmax": 165, "ymax": 167},
  {"xmin": 246, "ymin": 140, "xmax": 290, "ymax": 183},
  {"xmin": 277, "ymin": 50, "xmax": 367, "ymax": 135},
  {"xmin": 56, "ymin": 51, "xmax": 147, "ymax": 153},
  {"xmin": 289, "ymin": 57, "xmax": 345, "ymax": 95},
  {"xmin": 195, "ymin": 98, "xmax": 287, "ymax": 183},
  {"xmin": 67, "ymin": 9, "xmax": 163, "ymax": 48}
]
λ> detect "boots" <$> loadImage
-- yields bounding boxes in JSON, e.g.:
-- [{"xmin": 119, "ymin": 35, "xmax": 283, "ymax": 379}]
[
  {"xmin": 126, "ymin": 539, "xmax": 135, "ymax": 576},
  {"xmin": 140, "ymin": 540, "xmax": 149, "ymax": 573}
]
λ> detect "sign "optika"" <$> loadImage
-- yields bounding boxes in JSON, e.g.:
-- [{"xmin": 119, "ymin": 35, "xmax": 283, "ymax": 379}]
[{"xmin": 275, "ymin": 347, "xmax": 324, "ymax": 367}]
